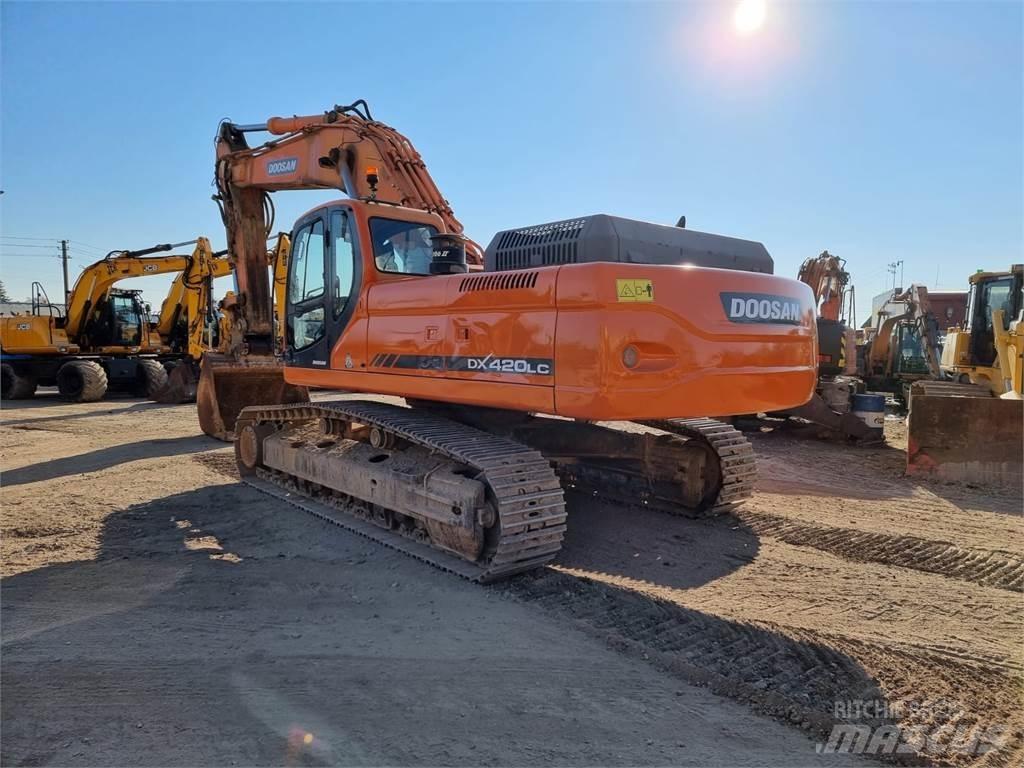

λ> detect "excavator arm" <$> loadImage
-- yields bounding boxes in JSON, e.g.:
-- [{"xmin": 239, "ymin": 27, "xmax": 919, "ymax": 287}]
[
  {"xmin": 797, "ymin": 251, "xmax": 849, "ymax": 322},
  {"xmin": 269, "ymin": 233, "xmax": 290, "ymax": 355},
  {"xmin": 154, "ymin": 239, "xmax": 232, "ymax": 356},
  {"xmin": 213, "ymin": 100, "xmax": 480, "ymax": 356},
  {"xmin": 892, "ymin": 285, "xmax": 943, "ymax": 379},
  {"xmin": 200, "ymin": 101, "xmax": 481, "ymax": 439},
  {"xmin": 64, "ymin": 240, "xmax": 211, "ymax": 349}
]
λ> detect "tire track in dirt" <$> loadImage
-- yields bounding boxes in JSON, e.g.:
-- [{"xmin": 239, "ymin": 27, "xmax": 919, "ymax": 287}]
[
  {"xmin": 193, "ymin": 448, "xmax": 1024, "ymax": 766},
  {"xmin": 504, "ymin": 568, "xmax": 1024, "ymax": 768},
  {"xmin": 738, "ymin": 511, "xmax": 1024, "ymax": 593},
  {"xmin": 192, "ymin": 452, "xmax": 238, "ymax": 477}
]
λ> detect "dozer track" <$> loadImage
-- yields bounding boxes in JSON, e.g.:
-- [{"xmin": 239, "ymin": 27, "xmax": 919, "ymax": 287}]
[{"xmin": 234, "ymin": 400, "xmax": 567, "ymax": 582}]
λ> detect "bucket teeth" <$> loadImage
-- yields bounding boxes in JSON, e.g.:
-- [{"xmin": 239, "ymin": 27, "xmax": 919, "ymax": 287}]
[{"xmin": 197, "ymin": 354, "xmax": 309, "ymax": 441}]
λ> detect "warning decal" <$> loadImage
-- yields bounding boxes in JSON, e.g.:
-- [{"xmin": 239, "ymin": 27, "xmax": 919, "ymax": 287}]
[{"xmin": 616, "ymin": 278, "xmax": 654, "ymax": 302}]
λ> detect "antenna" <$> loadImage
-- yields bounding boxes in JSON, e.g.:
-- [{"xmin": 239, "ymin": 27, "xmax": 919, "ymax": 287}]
[{"xmin": 887, "ymin": 260, "xmax": 904, "ymax": 295}]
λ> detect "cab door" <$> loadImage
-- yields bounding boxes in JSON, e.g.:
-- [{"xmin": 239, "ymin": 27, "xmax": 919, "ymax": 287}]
[
  {"xmin": 970, "ymin": 277, "xmax": 1015, "ymax": 367},
  {"xmin": 285, "ymin": 206, "xmax": 362, "ymax": 369}
]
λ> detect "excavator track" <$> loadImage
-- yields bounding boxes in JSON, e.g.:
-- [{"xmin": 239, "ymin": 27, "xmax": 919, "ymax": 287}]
[
  {"xmin": 235, "ymin": 400, "xmax": 567, "ymax": 582},
  {"xmin": 639, "ymin": 418, "xmax": 757, "ymax": 514},
  {"xmin": 483, "ymin": 414, "xmax": 755, "ymax": 519}
]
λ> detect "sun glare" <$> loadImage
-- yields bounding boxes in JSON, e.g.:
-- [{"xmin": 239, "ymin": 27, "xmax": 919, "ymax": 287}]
[{"xmin": 734, "ymin": 0, "xmax": 767, "ymax": 36}]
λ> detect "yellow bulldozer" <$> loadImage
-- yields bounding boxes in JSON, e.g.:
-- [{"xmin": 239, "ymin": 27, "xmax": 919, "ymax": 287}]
[{"xmin": 907, "ymin": 265, "xmax": 1022, "ymax": 488}]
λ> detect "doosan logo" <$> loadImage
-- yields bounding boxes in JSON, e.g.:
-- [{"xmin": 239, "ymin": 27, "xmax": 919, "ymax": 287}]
[
  {"xmin": 720, "ymin": 292, "xmax": 803, "ymax": 325},
  {"xmin": 266, "ymin": 157, "xmax": 298, "ymax": 176}
]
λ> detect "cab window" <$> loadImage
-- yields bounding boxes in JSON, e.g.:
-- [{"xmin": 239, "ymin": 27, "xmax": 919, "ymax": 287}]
[
  {"xmin": 370, "ymin": 217, "xmax": 438, "ymax": 276},
  {"xmin": 981, "ymin": 277, "xmax": 1014, "ymax": 332},
  {"xmin": 331, "ymin": 209, "xmax": 356, "ymax": 319},
  {"xmin": 287, "ymin": 219, "xmax": 326, "ymax": 350}
]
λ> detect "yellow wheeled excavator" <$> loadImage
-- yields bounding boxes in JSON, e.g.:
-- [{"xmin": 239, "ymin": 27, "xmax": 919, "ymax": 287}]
[
  {"xmin": 153, "ymin": 234, "xmax": 291, "ymax": 402},
  {"xmin": 1, "ymin": 239, "xmax": 212, "ymax": 402},
  {"xmin": 907, "ymin": 265, "xmax": 1022, "ymax": 488}
]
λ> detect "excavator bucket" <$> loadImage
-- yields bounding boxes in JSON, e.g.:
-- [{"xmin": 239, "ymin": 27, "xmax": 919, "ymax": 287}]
[
  {"xmin": 906, "ymin": 382, "xmax": 1023, "ymax": 489},
  {"xmin": 152, "ymin": 361, "xmax": 200, "ymax": 404},
  {"xmin": 197, "ymin": 353, "xmax": 309, "ymax": 441}
]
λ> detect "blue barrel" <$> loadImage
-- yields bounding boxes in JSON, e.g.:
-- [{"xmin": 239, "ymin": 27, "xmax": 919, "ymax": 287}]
[{"xmin": 852, "ymin": 393, "xmax": 886, "ymax": 429}]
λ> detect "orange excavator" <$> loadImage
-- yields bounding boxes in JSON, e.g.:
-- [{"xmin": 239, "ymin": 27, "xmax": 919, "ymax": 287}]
[
  {"xmin": 201, "ymin": 100, "xmax": 818, "ymax": 581},
  {"xmin": 772, "ymin": 251, "xmax": 882, "ymax": 440}
]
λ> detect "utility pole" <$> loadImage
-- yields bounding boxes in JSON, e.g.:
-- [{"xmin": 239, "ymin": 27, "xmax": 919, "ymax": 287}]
[
  {"xmin": 887, "ymin": 260, "xmax": 904, "ymax": 296},
  {"xmin": 60, "ymin": 239, "xmax": 70, "ymax": 308}
]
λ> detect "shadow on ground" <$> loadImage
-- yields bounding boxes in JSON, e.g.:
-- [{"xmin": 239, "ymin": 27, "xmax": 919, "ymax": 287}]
[
  {"xmin": 2, "ymin": 435, "xmax": 216, "ymax": 486},
  {"xmin": 3, "ymin": 474, "xmax": 891, "ymax": 766},
  {"xmin": 1, "ymin": 397, "xmax": 187, "ymax": 428}
]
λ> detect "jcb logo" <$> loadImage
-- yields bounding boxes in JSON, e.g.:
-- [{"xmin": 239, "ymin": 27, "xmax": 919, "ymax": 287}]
[
  {"xmin": 16, "ymin": 323, "xmax": 30, "ymax": 331},
  {"xmin": 143, "ymin": 264, "xmax": 159, "ymax": 272},
  {"xmin": 267, "ymin": 157, "xmax": 299, "ymax": 176}
]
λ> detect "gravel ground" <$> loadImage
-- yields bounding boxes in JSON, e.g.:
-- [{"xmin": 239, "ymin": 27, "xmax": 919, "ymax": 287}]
[{"xmin": 2, "ymin": 391, "xmax": 1020, "ymax": 767}]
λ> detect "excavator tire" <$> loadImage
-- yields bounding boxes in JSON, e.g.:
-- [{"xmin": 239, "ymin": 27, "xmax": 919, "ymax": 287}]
[
  {"xmin": 1, "ymin": 363, "xmax": 37, "ymax": 400},
  {"xmin": 134, "ymin": 359, "xmax": 169, "ymax": 399},
  {"xmin": 152, "ymin": 360, "xmax": 199, "ymax": 404},
  {"xmin": 56, "ymin": 360, "xmax": 108, "ymax": 403}
]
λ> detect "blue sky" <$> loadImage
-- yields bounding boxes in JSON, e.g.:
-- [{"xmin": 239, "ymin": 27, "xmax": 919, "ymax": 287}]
[{"xmin": 1, "ymin": 0, "xmax": 1021, "ymax": 322}]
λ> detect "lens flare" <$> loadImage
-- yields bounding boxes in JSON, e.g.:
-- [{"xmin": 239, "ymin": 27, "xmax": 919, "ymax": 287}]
[{"xmin": 734, "ymin": 0, "xmax": 767, "ymax": 36}]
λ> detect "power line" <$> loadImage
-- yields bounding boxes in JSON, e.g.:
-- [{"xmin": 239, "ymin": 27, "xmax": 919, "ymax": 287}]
[
  {"xmin": 0, "ymin": 257, "xmax": 62, "ymax": 264},
  {"xmin": 68, "ymin": 240, "xmax": 107, "ymax": 253},
  {"xmin": 0, "ymin": 235, "xmax": 60, "ymax": 242},
  {"xmin": 0, "ymin": 242, "xmax": 61, "ymax": 249}
]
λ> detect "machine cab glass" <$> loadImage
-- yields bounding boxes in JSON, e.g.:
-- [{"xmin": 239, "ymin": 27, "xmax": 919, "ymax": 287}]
[
  {"xmin": 371, "ymin": 218, "xmax": 439, "ymax": 276},
  {"xmin": 285, "ymin": 206, "xmax": 361, "ymax": 367}
]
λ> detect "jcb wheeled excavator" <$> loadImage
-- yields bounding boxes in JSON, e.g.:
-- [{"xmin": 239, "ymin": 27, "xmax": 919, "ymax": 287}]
[
  {"xmin": 0, "ymin": 240, "xmax": 213, "ymax": 401},
  {"xmin": 150, "ymin": 241, "xmax": 233, "ymax": 402},
  {"xmin": 153, "ymin": 234, "xmax": 292, "ymax": 403},
  {"xmin": 907, "ymin": 265, "xmax": 1022, "ymax": 488},
  {"xmin": 200, "ymin": 101, "xmax": 818, "ymax": 581}
]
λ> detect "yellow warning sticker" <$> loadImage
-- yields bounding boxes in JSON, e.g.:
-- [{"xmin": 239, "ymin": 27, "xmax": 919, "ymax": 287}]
[{"xmin": 616, "ymin": 278, "xmax": 654, "ymax": 302}]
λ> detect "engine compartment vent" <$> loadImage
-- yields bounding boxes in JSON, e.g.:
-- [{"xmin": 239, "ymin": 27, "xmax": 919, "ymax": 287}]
[
  {"xmin": 458, "ymin": 271, "xmax": 539, "ymax": 293},
  {"xmin": 484, "ymin": 214, "xmax": 774, "ymax": 274},
  {"xmin": 489, "ymin": 218, "xmax": 585, "ymax": 271}
]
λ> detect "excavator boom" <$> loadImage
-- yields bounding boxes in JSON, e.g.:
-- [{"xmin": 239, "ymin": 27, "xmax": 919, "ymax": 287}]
[{"xmin": 201, "ymin": 101, "xmax": 493, "ymax": 439}]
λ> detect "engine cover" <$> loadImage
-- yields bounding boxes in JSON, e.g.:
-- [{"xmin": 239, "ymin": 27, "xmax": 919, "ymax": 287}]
[{"xmin": 484, "ymin": 214, "xmax": 773, "ymax": 274}]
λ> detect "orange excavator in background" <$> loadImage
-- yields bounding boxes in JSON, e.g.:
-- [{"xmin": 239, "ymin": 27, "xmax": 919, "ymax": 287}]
[
  {"xmin": 201, "ymin": 100, "xmax": 819, "ymax": 580},
  {"xmin": 759, "ymin": 251, "xmax": 881, "ymax": 441}
]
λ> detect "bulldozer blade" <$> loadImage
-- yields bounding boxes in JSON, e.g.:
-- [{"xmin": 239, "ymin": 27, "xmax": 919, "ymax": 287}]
[
  {"xmin": 907, "ymin": 389, "xmax": 1023, "ymax": 490},
  {"xmin": 152, "ymin": 361, "xmax": 199, "ymax": 404},
  {"xmin": 197, "ymin": 354, "xmax": 309, "ymax": 442}
]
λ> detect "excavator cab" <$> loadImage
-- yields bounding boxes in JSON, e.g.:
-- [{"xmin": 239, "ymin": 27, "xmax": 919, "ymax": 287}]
[
  {"xmin": 79, "ymin": 289, "xmax": 149, "ymax": 351},
  {"xmin": 965, "ymin": 270, "xmax": 1022, "ymax": 368}
]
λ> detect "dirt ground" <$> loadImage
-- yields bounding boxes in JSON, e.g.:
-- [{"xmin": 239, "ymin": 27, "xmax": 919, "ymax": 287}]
[{"xmin": 2, "ymin": 393, "xmax": 1021, "ymax": 767}]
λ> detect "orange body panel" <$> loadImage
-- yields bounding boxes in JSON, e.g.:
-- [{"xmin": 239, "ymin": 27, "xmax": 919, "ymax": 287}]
[{"xmin": 283, "ymin": 203, "xmax": 818, "ymax": 421}]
